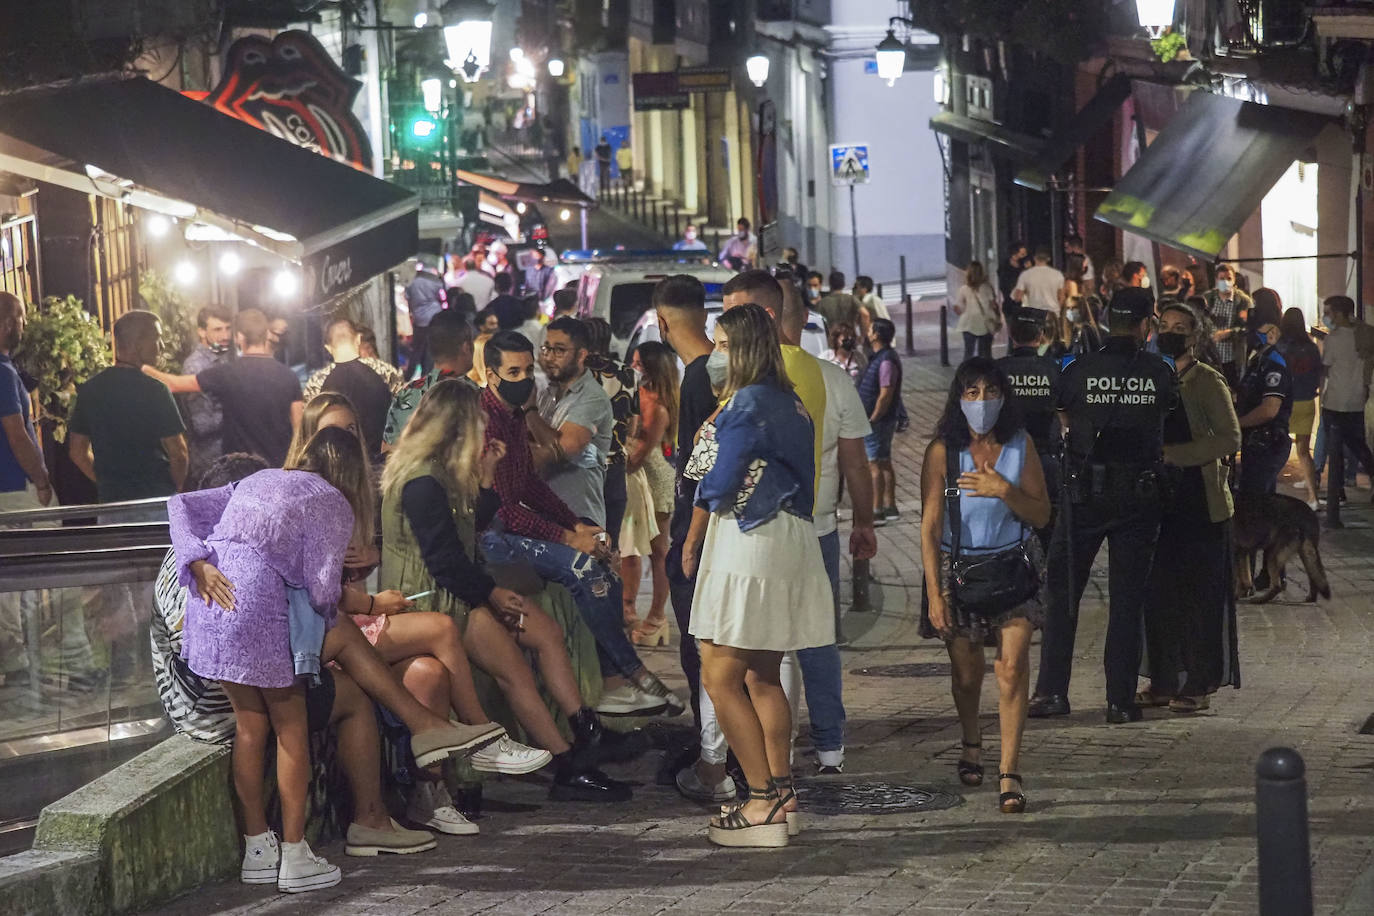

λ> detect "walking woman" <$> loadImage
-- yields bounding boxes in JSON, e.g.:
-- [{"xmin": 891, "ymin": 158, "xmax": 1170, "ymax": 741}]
[
  {"xmin": 623, "ymin": 341, "xmax": 678, "ymax": 645},
  {"xmin": 1277, "ymin": 307, "xmax": 1322, "ymax": 507},
  {"xmin": 681, "ymin": 304, "xmax": 832, "ymax": 848},
  {"xmin": 953, "ymin": 261, "xmax": 1001, "ymax": 360},
  {"xmin": 171, "ymin": 426, "xmax": 492, "ymax": 892},
  {"xmin": 1138, "ymin": 302, "xmax": 1241, "ymax": 713},
  {"xmin": 381, "ymin": 379, "xmax": 632, "ymax": 802},
  {"xmin": 1056, "ymin": 294, "xmax": 1104, "ymax": 356},
  {"xmin": 918, "ymin": 358, "xmax": 1050, "ymax": 814}
]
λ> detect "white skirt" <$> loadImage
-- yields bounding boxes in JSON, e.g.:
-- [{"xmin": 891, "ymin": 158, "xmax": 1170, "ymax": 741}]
[
  {"xmin": 619, "ymin": 468, "xmax": 660, "ymax": 558},
  {"xmin": 689, "ymin": 509, "xmax": 834, "ymax": 651}
]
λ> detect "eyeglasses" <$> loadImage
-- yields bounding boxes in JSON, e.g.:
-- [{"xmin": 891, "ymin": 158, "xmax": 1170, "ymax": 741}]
[{"xmin": 540, "ymin": 344, "xmax": 573, "ymax": 357}]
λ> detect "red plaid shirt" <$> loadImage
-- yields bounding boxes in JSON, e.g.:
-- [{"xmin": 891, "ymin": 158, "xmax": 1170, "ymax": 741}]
[{"xmin": 480, "ymin": 386, "xmax": 580, "ymax": 542}]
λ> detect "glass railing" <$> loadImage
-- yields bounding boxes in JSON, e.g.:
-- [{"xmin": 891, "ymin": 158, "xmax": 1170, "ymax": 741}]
[{"xmin": 0, "ymin": 499, "xmax": 174, "ymax": 855}]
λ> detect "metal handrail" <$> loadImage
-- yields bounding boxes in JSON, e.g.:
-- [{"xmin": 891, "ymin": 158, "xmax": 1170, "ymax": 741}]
[{"xmin": 0, "ymin": 497, "xmax": 166, "ymax": 528}]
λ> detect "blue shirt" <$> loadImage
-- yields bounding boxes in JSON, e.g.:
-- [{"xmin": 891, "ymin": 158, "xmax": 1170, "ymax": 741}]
[
  {"xmin": 942, "ymin": 431, "xmax": 1029, "ymax": 555},
  {"xmin": 0, "ymin": 354, "xmax": 34, "ymax": 492}
]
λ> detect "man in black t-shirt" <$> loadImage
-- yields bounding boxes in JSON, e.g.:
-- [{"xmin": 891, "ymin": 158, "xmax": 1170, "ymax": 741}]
[
  {"xmin": 145, "ymin": 308, "xmax": 303, "ymax": 467},
  {"xmin": 310, "ymin": 318, "xmax": 393, "ymax": 462},
  {"xmin": 487, "ymin": 273, "xmax": 527, "ymax": 331},
  {"xmin": 652, "ymin": 275, "xmax": 714, "ymax": 728}
]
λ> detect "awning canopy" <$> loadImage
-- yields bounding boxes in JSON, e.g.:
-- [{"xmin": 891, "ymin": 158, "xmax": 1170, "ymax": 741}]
[
  {"xmin": 1014, "ymin": 73, "xmax": 1133, "ymax": 192},
  {"xmin": 456, "ymin": 169, "xmax": 598, "ymax": 210},
  {"xmin": 0, "ymin": 76, "xmax": 418, "ymax": 303},
  {"xmin": 928, "ymin": 111, "xmax": 1043, "ymax": 162},
  {"xmin": 1094, "ymin": 91, "xmax": 1331, "ymax": 261}
]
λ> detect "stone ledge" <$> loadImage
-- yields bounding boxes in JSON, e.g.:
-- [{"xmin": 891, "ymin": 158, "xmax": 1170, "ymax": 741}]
[{"xmin": 1, "ymin": 735, "xmax": 238, "ymax": 916}]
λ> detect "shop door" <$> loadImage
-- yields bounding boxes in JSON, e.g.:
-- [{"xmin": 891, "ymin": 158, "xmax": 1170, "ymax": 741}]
[{"xmin": 969, "ymin": 169, "xmax": 998, "ymax": 266}]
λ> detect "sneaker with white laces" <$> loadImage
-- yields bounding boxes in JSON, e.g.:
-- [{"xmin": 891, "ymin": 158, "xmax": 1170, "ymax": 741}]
[
  {"xmin": 469, "ymin": 735, "xmax": 553, "ymax": 774},
  {"xmin": 240, "ymin": 830, "xmax": 280, "ymax": 884},
  {"xmin": 407, "ymin": 781, "xmax": 479, "ymax": 835},
  {"xmin": 634, "ymin": 671, "xmax": 686, "ymax": 717},
  {"xmin": 595, "ymin": 683, "xmax": 668, "ymax": 717},
  {"xmin": 276, "ymin": 839, "xmax": 341, "ymax": 894}
]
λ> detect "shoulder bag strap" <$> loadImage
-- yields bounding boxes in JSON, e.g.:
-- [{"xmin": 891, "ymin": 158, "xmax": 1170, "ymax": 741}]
[{"xmin": 944, "ymin": 443, "xmax": 962, "ymax": 563}]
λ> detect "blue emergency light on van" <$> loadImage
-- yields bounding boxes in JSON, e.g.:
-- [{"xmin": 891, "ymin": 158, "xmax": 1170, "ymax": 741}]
[{"xmin": 559, "ymin": 249, "xmax": 717, "ymax": 264}]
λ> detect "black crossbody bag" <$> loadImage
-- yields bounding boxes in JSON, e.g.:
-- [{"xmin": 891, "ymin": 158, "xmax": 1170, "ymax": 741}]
[{"xmin": 944, "ymin": 445, "xmax": 1040, "ymax": 615}]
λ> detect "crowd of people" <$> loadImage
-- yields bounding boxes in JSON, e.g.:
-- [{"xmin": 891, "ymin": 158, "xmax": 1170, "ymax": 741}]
[{"xmin": 1, "ymin": 227, "xmax": 1370, "ymax": 884}]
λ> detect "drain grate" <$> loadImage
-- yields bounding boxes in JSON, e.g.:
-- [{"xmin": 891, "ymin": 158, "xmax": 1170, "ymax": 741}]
[
  {"xmin": 796, "ymin": 782, "xmax": 964, "ymax": 815},
  {"xmin": 850, "ymin": 662, "xmax": 953, "ymax": 678}
]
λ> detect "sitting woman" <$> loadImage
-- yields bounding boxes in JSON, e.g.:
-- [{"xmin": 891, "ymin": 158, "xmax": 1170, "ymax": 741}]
[
  {"xmin": 380, "ymin": 379, "xmax": 632, "ymax": 802},
  {"xmin": 289, "ymin": 393, "xmax": 553, "ymax": 829},
  {"xmin": 918, "ymin": 358, "xmax": 1050, "ymax": 814},
  {"xmin": 170, "ymin": 427, "xmax": 494, "ymax": 893}
]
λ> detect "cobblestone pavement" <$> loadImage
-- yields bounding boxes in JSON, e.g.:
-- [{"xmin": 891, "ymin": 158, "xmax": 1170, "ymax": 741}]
[{"xmin": 150, "ymin": 314, "xmax": 1374, "ymax": 915}]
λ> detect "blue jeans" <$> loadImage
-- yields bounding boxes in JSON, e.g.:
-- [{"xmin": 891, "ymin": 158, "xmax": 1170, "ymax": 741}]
[
  {"xmin": 480, "ymin": 531, "xmax": 643, "ymax": 679},
  {"xmin": 794, "ymin": 532, "xmax": 845, "ymax": 753}
]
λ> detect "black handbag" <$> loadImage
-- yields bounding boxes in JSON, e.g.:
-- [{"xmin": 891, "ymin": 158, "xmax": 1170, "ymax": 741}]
[{"xmin": 944, "ymin": 445, "xmax": 1040, "ymax": 615}]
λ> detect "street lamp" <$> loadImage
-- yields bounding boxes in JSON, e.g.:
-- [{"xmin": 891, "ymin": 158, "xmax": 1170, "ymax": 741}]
[
  {"xmin": 746, "ymin": 54, "xmax": 770, "ymax": 88},
  {"xmin": 547, "ymin": 57, "xmax": 565, "ymax": 77},
  {"xmin": 413, "ymin": 11, "xmax": 428, "ymax": 28},
  {"xmin": 1135, "ymin": 0, "xmax": 1177, "ymax": 37},
  {"xmin": 442, "ymin": 1, "xmax": 493, "ymax": 83},
  {"xmin": 875, "ymin": 30, "xmax": 906, "ymax": 86}
]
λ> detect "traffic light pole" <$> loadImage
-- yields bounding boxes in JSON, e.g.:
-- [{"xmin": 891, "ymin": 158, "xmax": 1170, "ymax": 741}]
[{"xmin": 849, "ymin": 182, "xmax": 860, "ymax": 277}]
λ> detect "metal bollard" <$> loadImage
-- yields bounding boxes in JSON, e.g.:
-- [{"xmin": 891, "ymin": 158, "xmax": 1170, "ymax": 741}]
[
  {"xmin": 939, "ymin": 303, "xmax": 951, "ymax": 367},
  {"xmin": 1256, "ymin": 747, "xmax": 1313, "ymax": 916}
]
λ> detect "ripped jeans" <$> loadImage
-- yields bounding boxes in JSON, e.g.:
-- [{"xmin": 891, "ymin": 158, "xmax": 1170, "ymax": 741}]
[{"xmin": 480, "ymin": 530, "xmax": 644, "ymax": 679}]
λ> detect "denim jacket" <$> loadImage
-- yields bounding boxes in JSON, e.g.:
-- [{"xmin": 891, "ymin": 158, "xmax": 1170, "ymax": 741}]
[
  {"xmin": 286, "ymin": 585, "xmax": 326, "ymax": 685},
  {"xmin": 696, "ymin": 382, "xmax": 815, "ymax": 531}
]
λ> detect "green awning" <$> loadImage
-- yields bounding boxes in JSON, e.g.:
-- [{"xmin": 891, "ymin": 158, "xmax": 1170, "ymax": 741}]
[
  {"xmin": 929, "ymin": 111, "xmax": 1043, "ymax": 162},
  {"xmin": 1094, "ymin": 92, "xmax": 1331, "ymax": 260}
]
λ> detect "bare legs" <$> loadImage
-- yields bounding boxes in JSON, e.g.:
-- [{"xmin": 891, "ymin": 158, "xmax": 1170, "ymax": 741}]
[
  {"xmin": 327, "ymin": 671, "xmax": 393, "ymax": 830},
  {"xmin": 1295, "ymin": 433, "xmax": 1319, "ymax": 501},
  {"xmin": 944, "ymin": 619, "xmax": 1033, "ymax": 797},
  {"xmin": 320, "ymin": 616, "xmax": 456, "ymax": 736},
  {"xmin": 871, "ymin": 458, "xmax": 896, "ymax": 514},
  {"xmin": 221, "ymin": 682, "xmax": 310, "ymax": 843},
  {"xmin": 621, "ymin": 554, "xmax": 643, "ymax": 628},
  {"xmin": 699, "ymin": 641, "xmax": 789, "ymax": 825},
  {"xmin": 463, "ymin": 604, "xmax": 575, "ymax": 754},
  {"xmin": 371, "ymin": 613, "xmax": 490, "ymax": 725},
  {"xmin": 644, "ymin": 522, "xmax": 670, "ymax": 626}
]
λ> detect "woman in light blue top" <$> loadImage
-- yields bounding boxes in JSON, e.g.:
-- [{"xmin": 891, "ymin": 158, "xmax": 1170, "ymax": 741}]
[{"xmin": 919, "ymin": 357, "xmax": 1051, "ymax": 814}]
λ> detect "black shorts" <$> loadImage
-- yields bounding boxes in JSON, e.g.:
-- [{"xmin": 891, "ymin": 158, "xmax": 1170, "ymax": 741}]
[{"xmin": 305, "ymin": 667, "xmax": 336, "ymax": 734}]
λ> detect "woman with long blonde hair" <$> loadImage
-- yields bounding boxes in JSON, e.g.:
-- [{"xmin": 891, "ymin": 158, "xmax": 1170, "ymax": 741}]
[
  {"xmin": 381, "ymin": 380, "xmax": 632, "ymax": 802},
  {"xmin": 622, "ymin": 341, "xmax": 679, "ymax": 644}
]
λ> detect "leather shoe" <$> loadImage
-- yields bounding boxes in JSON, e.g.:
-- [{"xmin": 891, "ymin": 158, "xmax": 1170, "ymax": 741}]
[
  {"xmin": 1105, "ymin": 703, "xmax": 1143, "ymax": 724},
  {"xmin": 1027, "ymin": 694, "xmax": 1070, "ymax": 718},
  {"xmin": 549, "ymin": 767, "xmax": 633, "ymax": 803}
]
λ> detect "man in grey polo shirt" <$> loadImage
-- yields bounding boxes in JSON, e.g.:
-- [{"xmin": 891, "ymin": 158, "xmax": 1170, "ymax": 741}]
[{"xmin": 530, "ymin": 316, "xmax": 614, "ymax": 526}]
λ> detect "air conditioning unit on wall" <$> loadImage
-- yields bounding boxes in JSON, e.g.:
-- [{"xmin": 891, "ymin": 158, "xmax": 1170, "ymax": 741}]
[{"xmin": 966, "ymin": 75, "xmax": 994, "ymax": 121}]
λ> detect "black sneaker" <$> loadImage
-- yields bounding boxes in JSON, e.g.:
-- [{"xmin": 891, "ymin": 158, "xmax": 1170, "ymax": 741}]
[{"xmin": 549, "ymin": 766, "xmax": 633, "ymax": 802}]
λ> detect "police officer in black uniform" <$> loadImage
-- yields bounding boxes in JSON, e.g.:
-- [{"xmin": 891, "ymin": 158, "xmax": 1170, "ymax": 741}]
[
  {"xmin": 1235, "ymin": 302, "xmax": 1292, "ymax": 494},
  {"xmin": 1029, "ymin": 287, "xmax": 1179, "ymax": 724},
  {"xmin": 997, "ymin": 308, "xmax": 1061, "ymax": 553}
]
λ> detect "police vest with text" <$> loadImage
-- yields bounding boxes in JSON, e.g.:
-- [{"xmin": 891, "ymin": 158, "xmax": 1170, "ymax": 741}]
[{"xmin": 998, "ymin": 347, "xmax": 1060, "ymax": 456}]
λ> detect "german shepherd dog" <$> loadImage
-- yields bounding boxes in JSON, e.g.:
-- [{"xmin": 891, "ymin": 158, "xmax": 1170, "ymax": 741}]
[{"xmin": 1232, "ymin": 492, "xmax": 1332, "ymax": 604}]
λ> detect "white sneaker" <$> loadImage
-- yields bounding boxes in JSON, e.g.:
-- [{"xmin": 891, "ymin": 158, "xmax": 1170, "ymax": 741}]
[
  {"xmin": 240, "ymin": 830, "xmax": 279, "ymax": 884},
  {"xmin": 277, "ymin": 840, "xmax": 341, "ymax": 894},
  {"xmin": 407, "ymin": 781, "xmax": 479, "ymax": 835},
  {"xmin": 469, "ymin": 735, "xmax": 553, "ymax": 774},
  {"xmin": 595, "ymin": 684, "xmax": 667, "ymax": 717}
]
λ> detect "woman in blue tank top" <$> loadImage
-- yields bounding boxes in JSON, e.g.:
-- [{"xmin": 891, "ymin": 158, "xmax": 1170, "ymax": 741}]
[{"xmin": 919, "ymin": 357, "xmax": 1051, "ymax": 814}]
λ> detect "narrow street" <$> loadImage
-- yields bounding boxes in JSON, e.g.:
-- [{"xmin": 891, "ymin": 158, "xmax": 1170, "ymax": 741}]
[{"xmin": 152, "ymin": 313, "xmax": 1374, "ymax": 916}]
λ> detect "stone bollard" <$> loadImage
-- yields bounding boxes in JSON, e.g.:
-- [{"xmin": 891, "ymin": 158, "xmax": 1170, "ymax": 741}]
[{"xmin": 1255, "ymin": 746, "xmax": 1313, "ymax": 916}]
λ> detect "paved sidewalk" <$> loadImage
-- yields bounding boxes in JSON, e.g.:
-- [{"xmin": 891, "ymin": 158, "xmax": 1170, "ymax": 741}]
[{"xmin": 150, "ymin": 317, "xmax": 1374, "ymax": 915}]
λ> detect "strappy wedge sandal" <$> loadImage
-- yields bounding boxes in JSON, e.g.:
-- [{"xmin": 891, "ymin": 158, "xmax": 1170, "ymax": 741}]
[
  {"xmin": 998, "ymin": 773, "xmax": 1027, "ymax": 814},
  {"xmin": 707, "ymin": 785, "xmax": 790, "ymax": 848},
  {"xmin": 957, "ymin": 740, "xmax": 984, "ymax": 787},
  {"xmin": 772, "ymin": 775, "xmax": 802, "ymax": 836}
]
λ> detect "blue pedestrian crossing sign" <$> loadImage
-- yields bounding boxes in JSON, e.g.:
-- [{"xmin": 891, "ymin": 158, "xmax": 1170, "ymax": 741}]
[{"xmin": 830, "ymin": 143, "xmax": 870, "ymax": 185}]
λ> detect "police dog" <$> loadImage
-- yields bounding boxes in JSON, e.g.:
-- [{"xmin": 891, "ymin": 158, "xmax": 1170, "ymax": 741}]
[{"xmin": 1232, "ymin": 492, "xmax": 1331, "ymax": 604}]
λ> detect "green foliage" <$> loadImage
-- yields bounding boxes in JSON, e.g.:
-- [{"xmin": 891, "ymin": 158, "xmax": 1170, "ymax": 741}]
[
  {"xmin": 1150, "ymin": 29, "xmax": 1188, "ymax": 63},
  {"xmin": 14, "ymin": 295, "xmax": 110, "ymax": 442},
  {"xmin": 139, "ymin": 271, "xmax": 199, "ymax": 371}
]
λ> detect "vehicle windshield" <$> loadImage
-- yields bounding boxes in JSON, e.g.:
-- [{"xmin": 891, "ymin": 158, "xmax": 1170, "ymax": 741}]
[{"xmin": 609, "ymin": 282, "xmax": 658, "ymax": 340}]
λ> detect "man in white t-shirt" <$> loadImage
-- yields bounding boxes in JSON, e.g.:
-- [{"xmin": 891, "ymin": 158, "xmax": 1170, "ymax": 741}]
[
  {"xmin": 452, "ymin": 257, "xmax": 496, "ymax": 307},
  {"xmin": 778, "ymin": 284, "xmax": 876, "ymax": 774},
  {"xmin": 1011, "ymin": 247, "xmax": 1065, "ymax": 313},
  {"xmin": 1318, "ymin": 294, "xmax": 1374, "ymax": 520}
]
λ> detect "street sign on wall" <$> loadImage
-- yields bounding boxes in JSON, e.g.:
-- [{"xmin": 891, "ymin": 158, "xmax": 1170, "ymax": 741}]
[
  {"xmin": 631, "ymin": 72, "xmax": 688, "ymax": 111},
  {"xmin": 830, "ymin": 143, "xmax": 870, "ymax": 185}
]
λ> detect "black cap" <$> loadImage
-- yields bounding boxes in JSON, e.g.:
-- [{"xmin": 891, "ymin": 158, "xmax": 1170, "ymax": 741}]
[
  {"xmin": 1013, "ymin": 307, "xmax": 1052, "ymax": 326},
  {"xmin": 1108, "ymin": 287, "xmax": 1155, "ymax": 323}
]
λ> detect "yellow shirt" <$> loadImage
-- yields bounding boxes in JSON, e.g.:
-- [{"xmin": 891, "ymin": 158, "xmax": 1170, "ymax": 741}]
[
  {"xmin": 781, "ymin": 345, "xmax": 826, "ymax": 501},
  {"xmin": 616, "ymin": 146, "xmax": 633, "ymax": 169}
]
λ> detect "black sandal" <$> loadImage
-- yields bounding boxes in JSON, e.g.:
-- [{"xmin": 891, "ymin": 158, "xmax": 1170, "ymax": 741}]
[
  {"xmin": 999, "ymin": 773, "xmax": 1026, "ymax": 814},
  {"xmin": 771, "ymin": 776, "xmax": 802, "ymax": 836},
  {"xmin": 957, "ymin": 740, "xmax": 984, "ymax": 787},
  {"xmin": 708, "ymin": 785, "xmax": 790, "ymax": 848}
]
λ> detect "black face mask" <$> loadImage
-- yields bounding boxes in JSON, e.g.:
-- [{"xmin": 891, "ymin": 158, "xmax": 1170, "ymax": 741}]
[
  {"xmin": 495, "ymin": 375, "xmax": 534, "ymax": 408},
  {"xmin": 1156, "ymin": 332, "xmax": 1189, "ymax": 358},
  {"xmin": 839, "ymin": 336, "xmax": 856, "ymax": 350}
]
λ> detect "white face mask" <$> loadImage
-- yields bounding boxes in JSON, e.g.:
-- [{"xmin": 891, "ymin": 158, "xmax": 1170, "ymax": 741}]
[
  {"xmin": 685, "ymin": 230, "xmax": 697, "ymax": 241},
  {"xmin": 1322, "ymin": 311, "xmax": 1334, "ymax": 326},
  {"xmin": 1066, "ymin": 308, "xmax": 1080, "ymax": 324},
  {"xmin": 1216, "ymin": 278, "xmax": 1232, "ymax": 293},
  {"xmin": 1140, "ymin": 275, "xmax": 1151, "ymax": 289}
]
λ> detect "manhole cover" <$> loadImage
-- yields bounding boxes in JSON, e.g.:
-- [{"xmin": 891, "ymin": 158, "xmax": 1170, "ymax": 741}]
[
  {"xmin": 850, "ymin": 662, "xmax": 952, "ymax": 678},
  {"xmin": 796, "ymin": 782, "xmax": 964, "ymax": 815}
]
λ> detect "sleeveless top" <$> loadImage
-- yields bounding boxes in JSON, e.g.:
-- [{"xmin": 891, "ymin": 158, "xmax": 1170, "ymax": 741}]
[
  {"xmin": 940, "ymin": 430, "xmax": 1028, "ymax": 556},
  {"xmin": 379, "ymin": 460, "xmax": 480, "ymax": 625}
]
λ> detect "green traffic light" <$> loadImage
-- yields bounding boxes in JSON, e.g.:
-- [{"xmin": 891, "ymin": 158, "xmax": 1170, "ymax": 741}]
[{"xmin": 412, "ymin": 118, "xmax": 437, "ymax": 138}]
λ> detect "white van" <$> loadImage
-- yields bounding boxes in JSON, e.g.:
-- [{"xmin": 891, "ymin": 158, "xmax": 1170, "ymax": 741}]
[{"xmin": 572, "ymin": 256, "xmax": 736, "ymax": 355}]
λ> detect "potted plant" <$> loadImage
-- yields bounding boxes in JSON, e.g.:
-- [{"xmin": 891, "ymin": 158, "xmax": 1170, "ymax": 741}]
[{"xmin": 138, "ymin": 270, "xmax": 199, "ymax": 371}]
